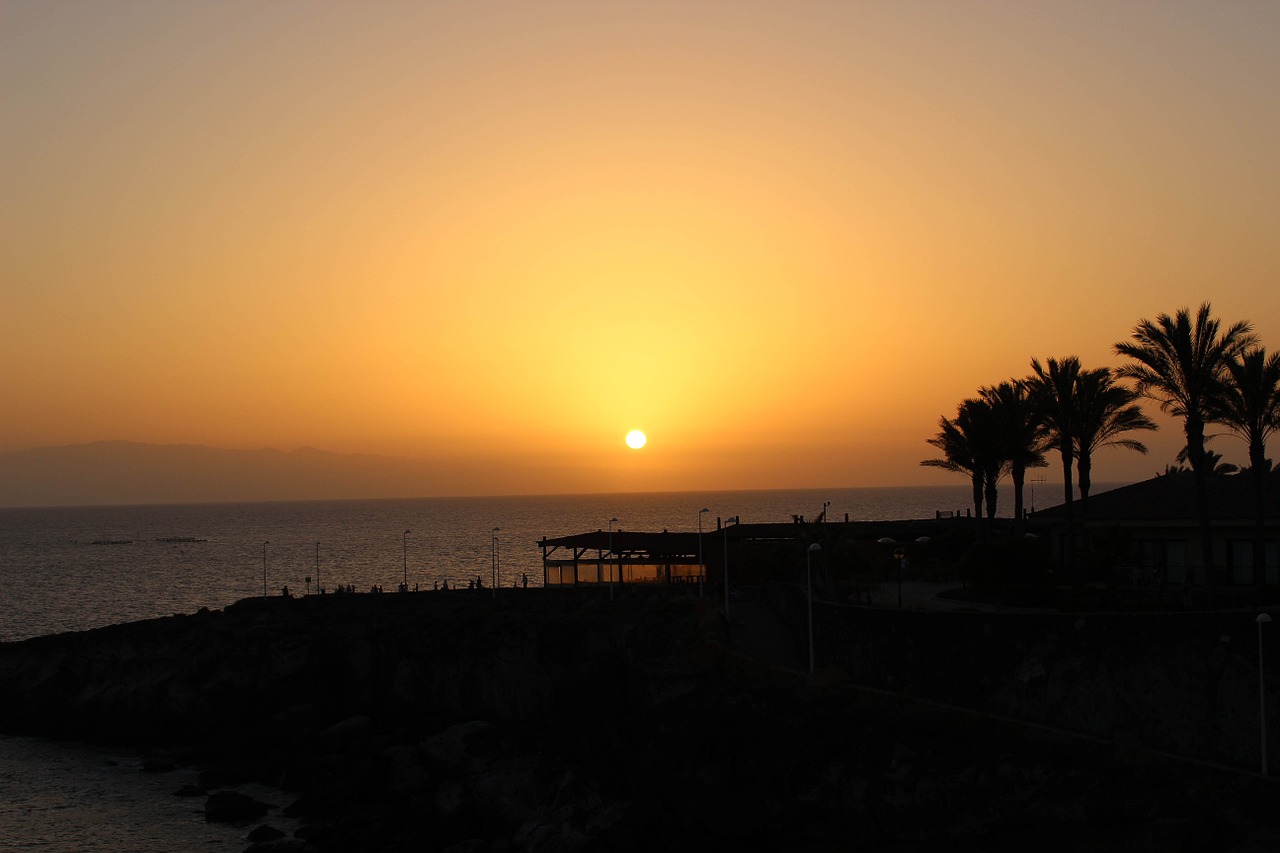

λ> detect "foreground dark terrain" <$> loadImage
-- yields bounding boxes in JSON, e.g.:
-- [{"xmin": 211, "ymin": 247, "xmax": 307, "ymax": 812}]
[{"xmin": 1, "ymin": 591, "xmax": 1277, "ymax": 852}]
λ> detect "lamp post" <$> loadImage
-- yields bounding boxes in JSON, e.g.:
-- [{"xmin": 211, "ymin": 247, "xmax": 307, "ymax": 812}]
[
  {"xmin": 698, "ymin": 508, "xmax": 709, "ymax": 597},
  {"xmin": 403, "ymin": 530, "xmax": 410, "ymax": 592},
  {"xmin": 894, "ymin": 546, "xmax": 906, "ymax": 608},
  {"xmin": 262, "ymin": 540, "xmax": 269, "ymax": 597},
  {"xmin": 492, "ymin": 527, "xmax": 500, "ymax": 599},
  {"xmin": 315, "ymin": 541, "xmax": 320, "ymax": 595},
  {"xmin": 723, "ymin": 516, "xmax": 738, "ymax": 620},
  {"xmin": 1259, "ymin": 613, "xmax": 1272, "ymax": 775},
  {"xmin": 608, "ymin": 518, "xmax": 618, "ymax": 600},
  {"xmin": 807, "ymin": 542, "xmax": 821, "ymax": 674}
]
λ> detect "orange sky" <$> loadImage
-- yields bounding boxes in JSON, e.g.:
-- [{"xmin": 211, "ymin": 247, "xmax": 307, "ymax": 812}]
[{"xmin": 3, "ymin": 1, "xmax": 1279, "ymax": 496}]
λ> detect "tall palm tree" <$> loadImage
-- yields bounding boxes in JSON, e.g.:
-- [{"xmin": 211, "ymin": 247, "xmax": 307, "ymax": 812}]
[
  {"xmin": 922, "ymin": 398, "xmax": 1009, "ymax": 536},
  {"xmin": 980, "ymin": 380, "xmax": 1047, "ymax": 534},
  {"xmin": 961, "ymin": 397, "xmax": 1011, "ymax": 526},
  {"xmin": 1029, "ymin": 356, "xmax": 1082, "ymax": 582},
  {"xmin": 1209, "ymin": 347, "xmax": 1280, "ymax": 586},
  {"xmin": 922, "ymin": 412, "xmax": 984, "ymax": 526},
  {"xmin": 1073, "ymin": 367, "xmax": 1158, "ymax": 518},
  {"xmin": 1114, "ymin": 303, "xmax": 1256, "ymax": 590}
]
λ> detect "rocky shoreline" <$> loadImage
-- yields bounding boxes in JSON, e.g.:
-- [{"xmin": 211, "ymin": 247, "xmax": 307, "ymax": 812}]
[{"xmin": 3, "ymin": 591, "xmax": 1279, "ymax": 851}]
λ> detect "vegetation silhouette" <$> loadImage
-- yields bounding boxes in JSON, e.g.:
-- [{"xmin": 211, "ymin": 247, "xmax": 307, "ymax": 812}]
[
  {"xmin": 1073, "ymin": 366, "xmax": 1157, "ymax": 518},
  {"xmin": 1114, "ymin": 303, "xmax": 1256, "ymax": 594},
  {"xmin": 924, "ymin": 302, "xmax": 1276, "ymax": 594},
  {"xmin": 1209, "ymin": 347, "xmax": 1280, "ymax": 586},
  {"xmin": 1029, "ymin": 355, "xmax": 1084, "ymax": 584}
]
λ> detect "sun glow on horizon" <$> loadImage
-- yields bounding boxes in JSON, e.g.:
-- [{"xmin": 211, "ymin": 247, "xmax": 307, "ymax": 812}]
[{"xmin": 625, "ymin": 430, "xmax": 647, "ymax": 450}]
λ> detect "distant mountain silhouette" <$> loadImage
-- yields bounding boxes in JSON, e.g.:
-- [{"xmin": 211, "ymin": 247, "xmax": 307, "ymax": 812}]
[{"xmin": 0, "ymin": 441, "xmax": 470, "ymax": 507}]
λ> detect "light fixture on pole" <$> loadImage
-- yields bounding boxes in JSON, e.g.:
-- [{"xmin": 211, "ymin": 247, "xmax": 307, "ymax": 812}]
[
  {"xmin": 723, "ymin": 516, "xmax": 739, "ymax": 620},
  {"xmin": 698, "ymin": 508, "xmax": 710, "ymax": 597},
  {"xmin": 608, "ymin": 518, "xmax": 619, "ymax": 600},
  {"xmin": 492, "ymin": 527, "xmax": 500, "ymax": 599},
  {"xmin": 895, "ymin": 546, "xmax": 906, "ymax": 608},
  {"xmin": 403, "ymin": 530, "xmax": 410, "ymax": 592},
  {"xmin": 807, "ymin": 542, "xmax": 821, "ymax": 674},
  {"xmin": 1259, "ymin": 613, "xmax": 1272, "ymax": 776},
  {"xmin": 262, "ymin": 540, "xmax": 269, "ymax": 597}
]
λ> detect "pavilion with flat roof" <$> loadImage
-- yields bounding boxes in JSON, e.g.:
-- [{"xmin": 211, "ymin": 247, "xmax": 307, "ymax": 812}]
[{"xmin": 538, "ymin": 520, "xmax": 845, "ymax": 588}]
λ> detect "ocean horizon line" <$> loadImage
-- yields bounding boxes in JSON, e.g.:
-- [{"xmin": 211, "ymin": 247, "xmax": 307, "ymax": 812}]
[{"xmin": 0, "ymin": 480, "xmax": 1135, "ymax": 514}]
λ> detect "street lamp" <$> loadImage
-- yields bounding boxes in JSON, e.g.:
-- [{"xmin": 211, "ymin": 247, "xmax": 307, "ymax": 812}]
[
  {"xmin": 492, "ymin": 527, "xmax": 500, "ymax": 599},
  {"xmin": 723, "ymin": 516, "xmax": 739, "ymax": 620},
  {"xmin": 895, "ymin": 547, "xmax": 907, "ymax": 608},
  {"xmin": 807, "ymin": 542, "xmax": 821, "ymax": 674},
  {"xmin": 315, "ymin": 541, "xmax": 320, "ymax": 595},
  {"xmin": 1259, "ymin": 613, "xmax": 1272, "ymax": 775},
  {"xmin": 698, "ymin": 508, "xmax": 710, "ymax": 597},
  {"xmin": 403, "ymin": 530, "xmax": 410, "ymax": 592},
  {"xmin": 608, "ymin": 518, "xmax": 619, "ymax": 600},
  {"xmin": 262, "ymin": 540, "xmax": 269, "ymax": 597}
]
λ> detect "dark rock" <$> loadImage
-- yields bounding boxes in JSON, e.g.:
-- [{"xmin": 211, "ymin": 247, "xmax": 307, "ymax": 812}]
[
  {"xmin": 244, "ymin": 840, "xmax": 309, "ymax": 853},
  {"xmin": 200, "ymin": 759, "xmax": 265, "ymax": 789},
  {"xmin": 204, "ymin": 790, "xmax": 273, "ymax": 824},
  {"xmin": 4, "ymin": 593, "xmax": 1280, "ymax": 852},
  {"xmin": 247, "ymin": 823, "xmax": 286, "ymax": 841},
  {"xmin": 319, "ymin": 714, "xmax": 374, "ymax": 745},
  {"xmin": 172, "ymin": 783, "xmax": 206, "ymax": 797},
  {"xmin": 421, "ymin": 720, "xmax": 490, "ymax": 774}
]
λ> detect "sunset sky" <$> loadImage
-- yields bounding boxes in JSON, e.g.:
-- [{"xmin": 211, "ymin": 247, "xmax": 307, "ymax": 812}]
[{"xmin": 3, "ymin": 1, "xmax": 1279, "ymax": 497}]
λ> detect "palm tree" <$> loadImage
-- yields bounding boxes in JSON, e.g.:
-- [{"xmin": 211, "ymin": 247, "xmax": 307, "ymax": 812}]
[
  {"xmin": 961, "ymin": 397, "xmax": 1011, "ymax": 527},
  {"xmin": 1208, "ymin": 347, "xmax": 1280, "ymax": 586},
  {"xmin": 922, "ymin": 412, "xmax": 984, "ymax": 525},
  {"xmin": 922, "ymin": 398, "xmax": 1010, "ymax": 536},
  {"xmin": 1029, "ymin": 356, "xmax": 1083, "ymax": 580},
  {"xmin": 1174, "ymin": 445, "xmax": 1240, "ymax": 476},
  {"xmin": 980, "ymin": 380, "xmax": 1047, "ymax": 533},
  {"xmin": 1114, "ymin": 303, "xmax": 1256, "ymax": 591},
  {"xmin": 1073, "ymin": 367, "xmax": 1158, "ymax": 518}
]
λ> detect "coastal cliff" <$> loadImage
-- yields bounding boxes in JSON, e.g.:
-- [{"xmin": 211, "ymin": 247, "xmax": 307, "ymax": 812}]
[{"xmin": 2, "ymin": 592, "xmax": 1278, "ymax": 852}]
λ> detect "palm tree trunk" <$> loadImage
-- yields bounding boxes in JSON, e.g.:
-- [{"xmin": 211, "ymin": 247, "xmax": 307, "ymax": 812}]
[
  {"xmin": 970, "ymin": 471, "xmax": 984, "ymax": 542},
  {"xmin": 1012, "ymin": 463, "xmax": 1026, "ymax": 536},
  {"xmin": 1077, "ymin": 453, "xmax": 1094, "ymax": 580},
  {"xmin": 1077, "ymin": 454, "xmax": 1093, "ymax": 520},
  {"xmin": 1060, "ymin": 440, "xmax": 1076, "ymax": 588},
  {"xmin": 984, "ymin": 470, "xmax": 999, "ymax": 523},
  {"xmin": 1251, "ymin": 441, "xmax": 1268, "ymax": 589},
  {"xmin": 1185, "ymin": 417, "xmax": 1216, "ymax": 592}
]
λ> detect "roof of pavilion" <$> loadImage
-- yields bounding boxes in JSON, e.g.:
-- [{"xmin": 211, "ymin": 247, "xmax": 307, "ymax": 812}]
[
  {"xmin": 1032, "ymin": 469, "xmax": 1280, "ymax": 523},
  {"xmin": 538, "ymin": 523, "xmax": 817, "ymax": 558}
]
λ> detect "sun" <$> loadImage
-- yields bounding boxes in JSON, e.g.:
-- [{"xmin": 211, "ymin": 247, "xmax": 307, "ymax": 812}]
[{"xmin": 625, "ymin": 430, "xmax": 647, "ymax": 449}]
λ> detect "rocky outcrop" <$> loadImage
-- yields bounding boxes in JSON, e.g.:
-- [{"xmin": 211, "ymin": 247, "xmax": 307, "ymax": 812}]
[{"xmin": 3, "ymin": 592, "xmax": 1279, "ymax": 851}]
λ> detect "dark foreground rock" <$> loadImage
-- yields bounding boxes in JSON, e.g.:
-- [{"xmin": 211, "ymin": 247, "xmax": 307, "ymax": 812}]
[
  {"xmin": 205, "ymin": 790, "xmax": 274, "ymax": 824},
  {"xmin": 2, "ymin": 592, "xmax": 1279, "ymax": 851}
]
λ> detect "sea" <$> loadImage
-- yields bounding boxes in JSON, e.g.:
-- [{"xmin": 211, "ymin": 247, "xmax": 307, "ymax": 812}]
[{"xmin": 0, "ymin": 483, "xmax": 1025, "ymax": 851}]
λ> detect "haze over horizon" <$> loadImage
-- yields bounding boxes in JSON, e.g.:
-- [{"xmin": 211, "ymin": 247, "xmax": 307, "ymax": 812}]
[{"xmin": 4, "ymin": 1, "xmax": 1279, "ymax": 500}]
